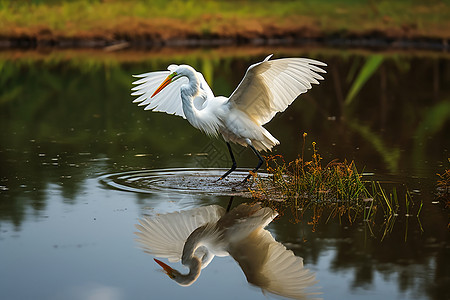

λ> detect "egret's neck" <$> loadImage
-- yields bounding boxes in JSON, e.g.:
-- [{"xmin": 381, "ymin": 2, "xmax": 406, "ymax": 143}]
[
  {"xmin": 173, "ymin": 256, "xmax": 201, "ymax": 286},
  {"xmin": 180, "ymin": 69, "xmax": 201, "ymax": 123},
  {"xmin": 178, "ymin": 67, "xmax": 221, "ymax": 136},
  {"xmin": 170, "ymin": 226, "xmax": 207, "ymax": 286}
]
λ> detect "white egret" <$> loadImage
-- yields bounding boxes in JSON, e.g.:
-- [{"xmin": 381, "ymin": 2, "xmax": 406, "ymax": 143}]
[
  {"xmin": 131, "ymin": 55, "xmax": 326, "ymax": 181},
  {"xmin": 135, "ymin": 203, "xmax": 320, "ymax": 299}
]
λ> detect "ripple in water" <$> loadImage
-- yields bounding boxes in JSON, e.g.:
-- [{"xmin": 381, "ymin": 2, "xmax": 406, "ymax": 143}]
[{"xmin": 99, "ymin": 168, "xmax": 265, "ymax": 196}]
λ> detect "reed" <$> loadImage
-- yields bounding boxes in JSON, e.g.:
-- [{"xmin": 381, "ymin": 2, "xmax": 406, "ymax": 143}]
[{"xmin": 437, "ymin": 164, "xmax": 450, "ymax": 199}]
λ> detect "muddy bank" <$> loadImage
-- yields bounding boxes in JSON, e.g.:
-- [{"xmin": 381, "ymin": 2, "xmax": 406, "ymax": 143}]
[
  {"xmin": 2, "ymin": 1, "xmax": 449, "ymax": 52},
  {"xmin": 1, "ymin": 29, "xmax": 448, "ymax": 52}
]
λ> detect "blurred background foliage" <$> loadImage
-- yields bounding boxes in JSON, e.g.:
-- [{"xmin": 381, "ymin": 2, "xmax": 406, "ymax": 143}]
[{"xmin": 1, "ymin": 50, "xmax": 449, "ymax": 165}]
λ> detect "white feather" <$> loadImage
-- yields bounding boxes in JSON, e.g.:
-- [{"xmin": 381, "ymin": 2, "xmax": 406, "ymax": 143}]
[
  {"xmin": 229, "ymin": 228, "xmax": 321, "ymax": 300},
  {"xmin": 132, "ymin": 65, "xmax": 216, "ymax": 120},
  {"xmin": 130, "ymin": 55, "xmax": 326, "ymax": 162},
  {"xmin": 135, "ymin": 205, "xmax": 225, "ymax": 264},
  {"xmin": 132, "ymin": 68, "xmax": 188, "ymax": 119},
  {"xmin": 135, "ymin": 203, "xmax": 321, "ymax": 299},
  {"xmin": 227, "ymin": 55, "xmax": 326, "ymax": 126}
]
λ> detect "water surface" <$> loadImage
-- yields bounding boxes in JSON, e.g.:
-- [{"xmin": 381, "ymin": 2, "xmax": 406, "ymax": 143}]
[{"xmin": 0, "ymin": 48, "xmax": 449, "ymax": 300}]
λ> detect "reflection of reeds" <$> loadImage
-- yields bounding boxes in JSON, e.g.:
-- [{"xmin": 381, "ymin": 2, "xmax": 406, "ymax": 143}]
[
  {"xmin": 251, "ymin": 135, "xmax": 423, "ymax": 240},
  {"xmin": 436, "ymin": 162, "xmax": 450, "ymax": 228}
]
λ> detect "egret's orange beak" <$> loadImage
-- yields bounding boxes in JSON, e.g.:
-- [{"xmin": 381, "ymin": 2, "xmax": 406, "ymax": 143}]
[
  {"xmin": 151, "ymin": 73, "xmax": 176, "ymax": 98},
  {"xmin": 154, "ymin": 258, "xmax": 175, "ymax": 278}
]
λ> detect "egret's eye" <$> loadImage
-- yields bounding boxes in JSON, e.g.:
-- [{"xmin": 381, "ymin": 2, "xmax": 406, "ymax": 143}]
[{"xmin": 170, "ymin": 72, "xmax": 178, "ymax": 81}]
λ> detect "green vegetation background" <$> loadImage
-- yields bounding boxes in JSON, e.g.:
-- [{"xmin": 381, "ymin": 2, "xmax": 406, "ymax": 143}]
[{"xmin": 0, "ymin": 0, "xmax": 448, "ymax": 39}]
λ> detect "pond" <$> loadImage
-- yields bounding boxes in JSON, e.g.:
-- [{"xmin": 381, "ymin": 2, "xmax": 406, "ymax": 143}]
[{"xmin": 0, "ymin": 48, "xmax": 449, "ymax": 300}]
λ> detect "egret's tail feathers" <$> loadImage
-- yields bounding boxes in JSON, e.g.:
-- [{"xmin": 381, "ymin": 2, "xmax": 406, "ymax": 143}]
[{"xmin": 252, "ymin": 129, "xmax": 279, "ymax": 152}]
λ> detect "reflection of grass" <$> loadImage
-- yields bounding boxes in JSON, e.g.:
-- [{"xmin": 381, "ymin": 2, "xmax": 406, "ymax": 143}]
[
  {"xmin": 414, "ymin": 102, "xmax": 450, "ymax": 173},
  {"xmin": 436, "ymin": 165, "xmax": 449, "ymax": 229},
  {"xmin": 251, "ymin": 134, "xmax": 423, "ymax": 239},
  {"xmin": 345, "ymin": 55, "xmax": 384, "ymax": 105},
  {"xmin": 347, "ymin": 120, "xmax": 400, "ymax": 173}
]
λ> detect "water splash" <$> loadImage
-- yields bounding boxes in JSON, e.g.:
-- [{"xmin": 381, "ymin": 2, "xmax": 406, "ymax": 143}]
[{"xmin": 98, "ymin": 168, "xmax": 263, "ymax": 196}]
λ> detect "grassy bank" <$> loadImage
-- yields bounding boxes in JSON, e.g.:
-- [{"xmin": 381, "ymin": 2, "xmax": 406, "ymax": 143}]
[{"xmin": 0, "ymin": 0, "xmax": 449, "ymax": 44}]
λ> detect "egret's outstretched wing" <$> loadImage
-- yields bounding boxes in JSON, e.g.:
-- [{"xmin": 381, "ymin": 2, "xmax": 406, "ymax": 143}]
[
  {"xmin": 131, "ymin": 65, "xmax": 214, "ymax": 118},
  {"xmin": 227, "ymin": 55, "xmax": 326, "ymax": 126},
  {"xmin": 218, "ymin": 203, "xmax": 277, "ymax": 244},
  {"xmin": 131, "ymin": 66, "xmax": 187, "ymax": 118},
  {"xmin": 135, "ymin": 205, "xmax": 225, "ymax": 264},
  {"xmin": 229, "ymin": 229, "xmax": 321, "ymax": 300}
]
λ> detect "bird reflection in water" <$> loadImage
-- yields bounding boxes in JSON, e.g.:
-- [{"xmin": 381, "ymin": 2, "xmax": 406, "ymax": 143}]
[{"xmin": 135, "ymin": 202, "xmax": 321, "ymax": 299}]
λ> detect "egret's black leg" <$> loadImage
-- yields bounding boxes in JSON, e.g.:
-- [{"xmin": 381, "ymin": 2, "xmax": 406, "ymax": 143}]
[
  {"xmin": 243, "ymin": 145, "xmax": 264, "ymax": 182},
  {"xmin": 218, "ymin": 142, "xmax": 237, "ymax": 180},
  {"xmin": 226, "ymin": 196, "xmax": 234, "ymax": 212}
]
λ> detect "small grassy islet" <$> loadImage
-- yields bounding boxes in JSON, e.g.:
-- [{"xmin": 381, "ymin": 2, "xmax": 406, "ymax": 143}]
[{"xmin": 250, "ymin": 133, "xmax": 424, "ymax": 239}]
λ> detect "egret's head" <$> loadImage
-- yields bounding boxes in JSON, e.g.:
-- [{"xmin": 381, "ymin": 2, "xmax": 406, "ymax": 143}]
[
  {"xmin": 153, "ymin": 257, "xmax": 201, "ymax": 286},
  {"xmin": 151, "ymin": 72, "xmax": 180, "ymax": 98},
  {"xmin": 154, "ymin": 258, "xmax": 181, "ymax": 280},
  {"xmin": 151, "ymin": 65, "xmax": 196, "ymax": 98}
]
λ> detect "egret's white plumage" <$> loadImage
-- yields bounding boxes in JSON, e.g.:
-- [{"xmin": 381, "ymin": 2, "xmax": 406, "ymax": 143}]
[
  {"xmin": 135, "ymin": 203, "xmax": 320, "ymax": 299},
  {"xmin": 135, "ymin": 205, "xmax": 226, "ymax": 267},
  {"xmin": 131, "ymin": 55, "xmax": 326, "ymax": 180}
]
